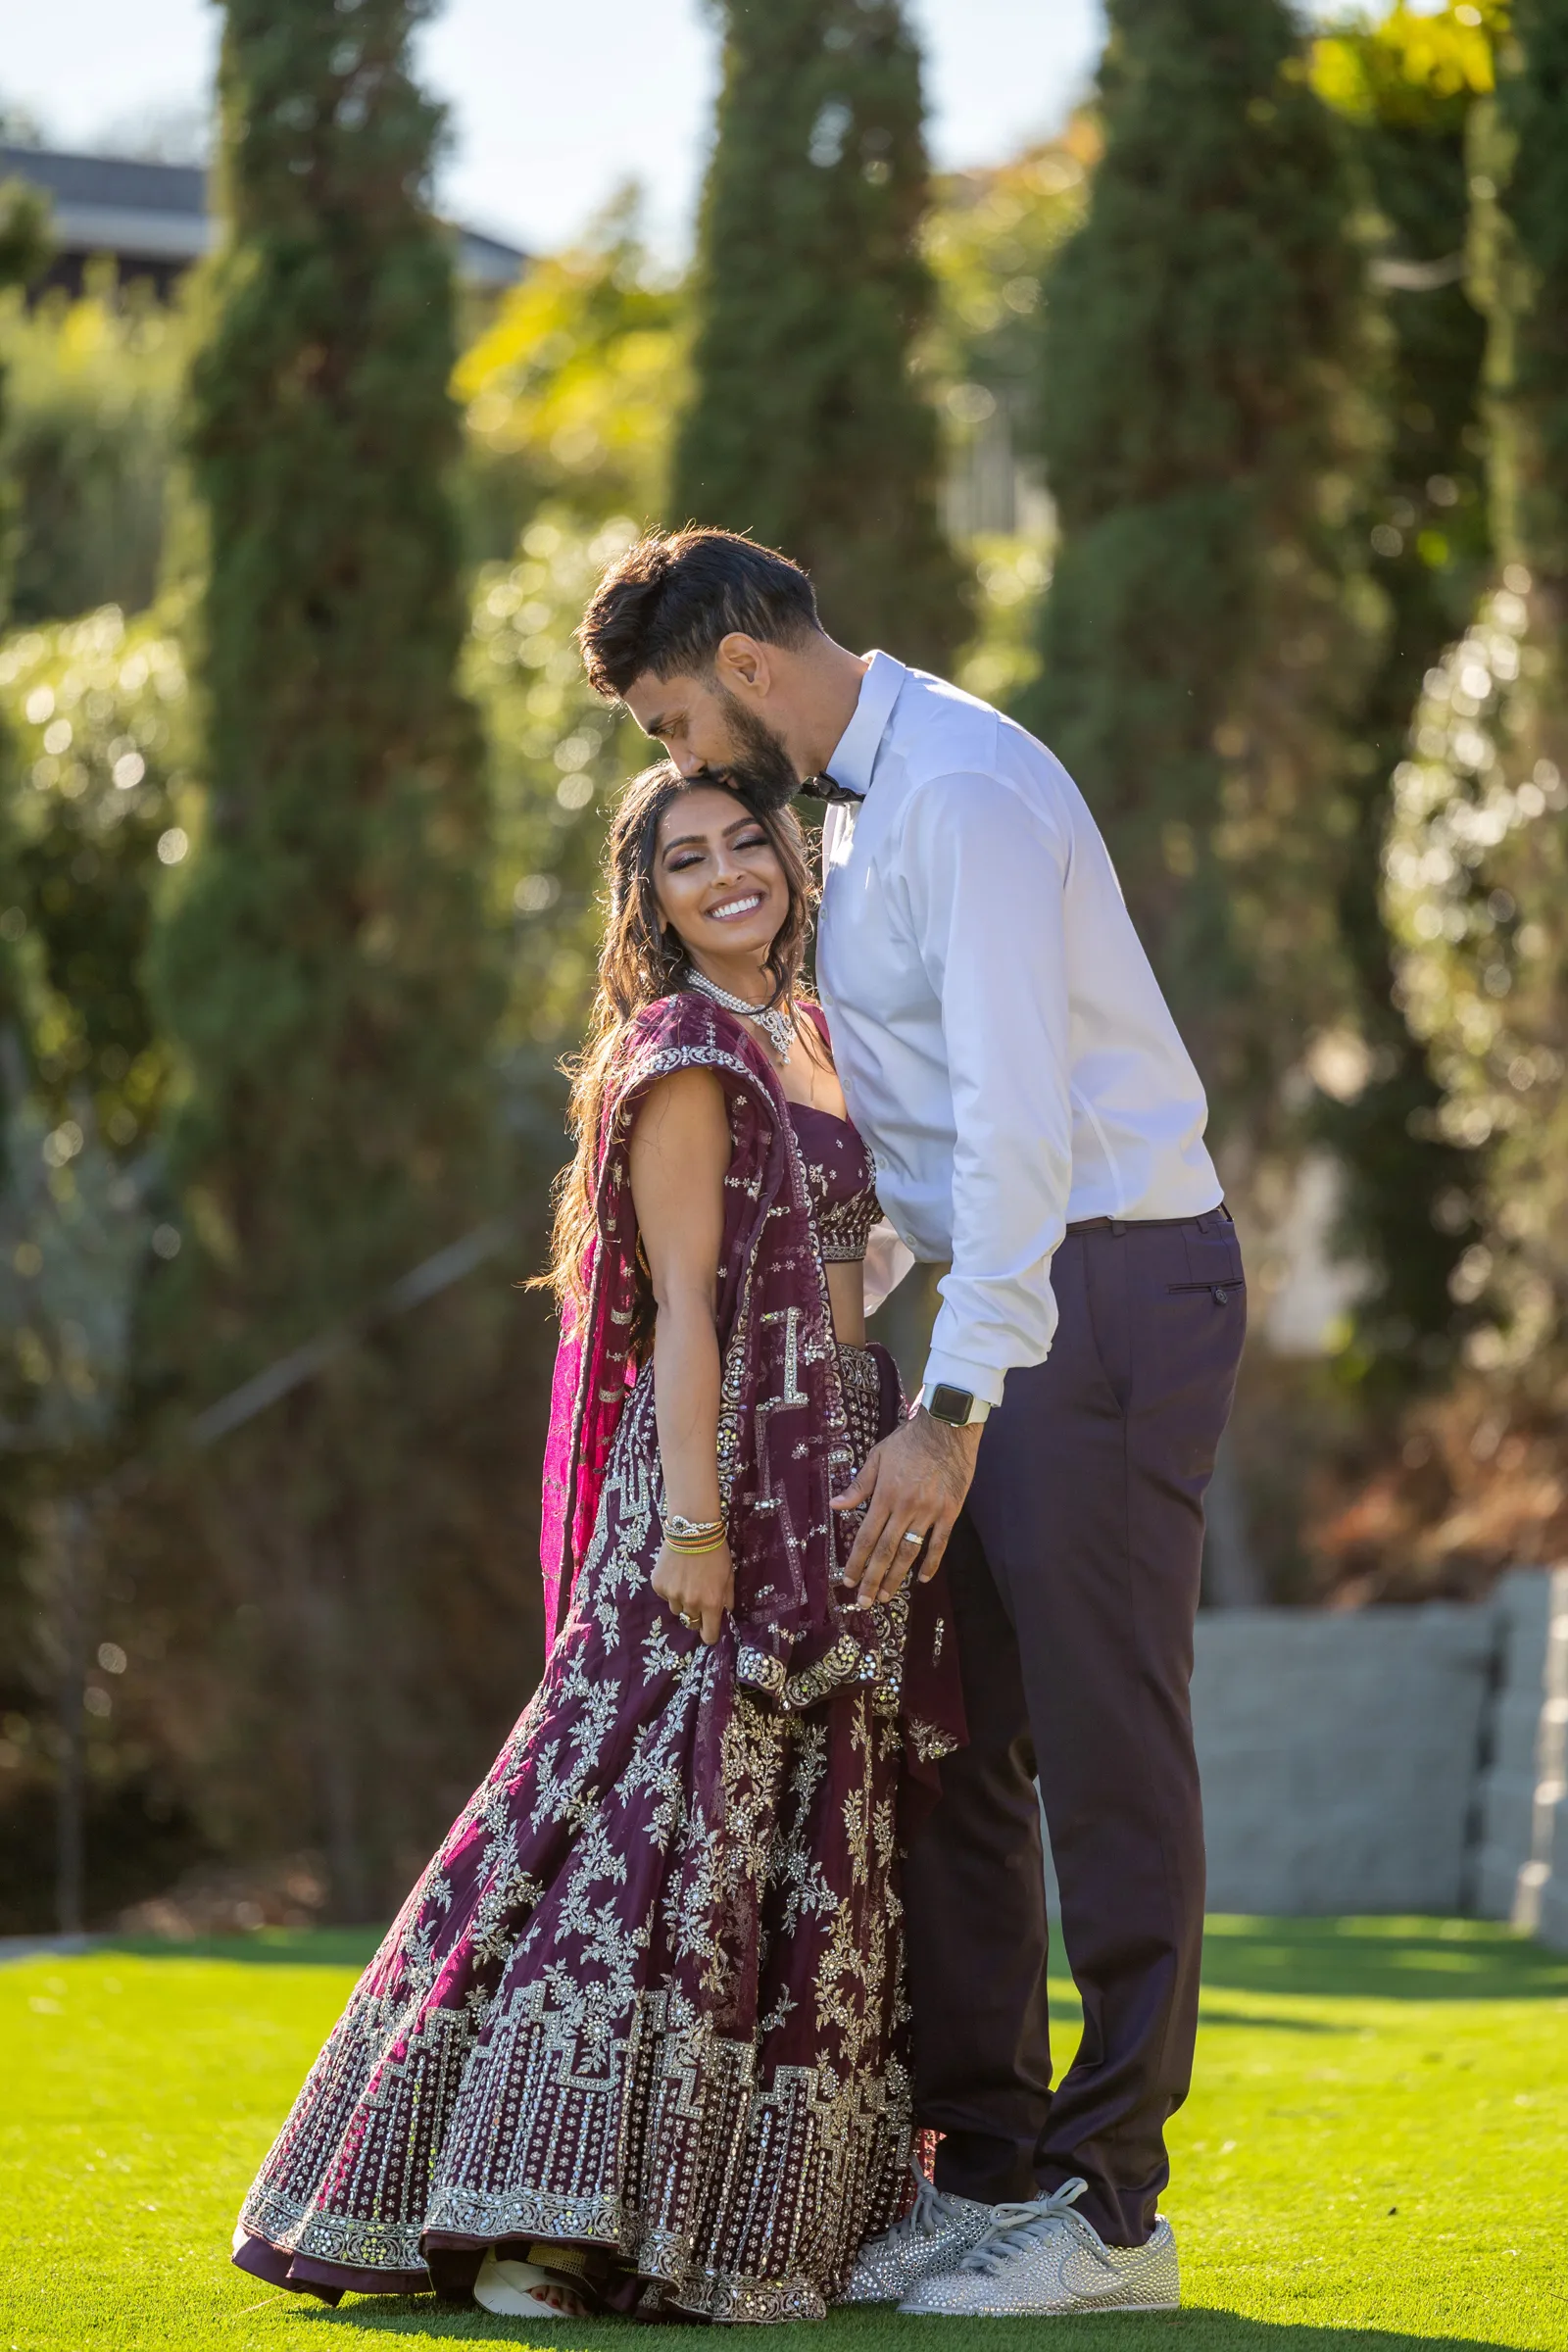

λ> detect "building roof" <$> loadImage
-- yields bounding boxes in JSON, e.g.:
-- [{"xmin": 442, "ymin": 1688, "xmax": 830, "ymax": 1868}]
[{"xmin": 0, "ymin": 144, "xmax": 528, "ymax": 288}]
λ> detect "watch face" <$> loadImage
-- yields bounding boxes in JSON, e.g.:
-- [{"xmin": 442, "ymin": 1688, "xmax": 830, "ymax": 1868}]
[{"xmin": 928, "ymin": 1384, "xmax": 974, "ymax": 1426}]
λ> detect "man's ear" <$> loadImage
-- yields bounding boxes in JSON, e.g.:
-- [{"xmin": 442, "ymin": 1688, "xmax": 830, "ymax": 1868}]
[{"xmin": 713, "ymin": 632, "xmax": 772, "ymax": 699}]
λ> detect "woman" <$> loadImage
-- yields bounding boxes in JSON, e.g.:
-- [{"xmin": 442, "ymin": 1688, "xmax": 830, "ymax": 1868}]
[{"xmin": 230, "ymin": 760, "xmax": 963, "ymax": 2324}]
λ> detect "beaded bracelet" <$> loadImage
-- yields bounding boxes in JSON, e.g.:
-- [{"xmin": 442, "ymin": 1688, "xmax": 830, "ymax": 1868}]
[{"xmin": 665, "ymin": 1514, "xmax": 725, "ymax": 1543}]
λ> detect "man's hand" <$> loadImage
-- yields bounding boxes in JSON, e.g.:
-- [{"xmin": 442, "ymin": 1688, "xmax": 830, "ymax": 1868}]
[{"xmin": 830, "ymin": 1409, "xmax": 982, "ymax": 1610}]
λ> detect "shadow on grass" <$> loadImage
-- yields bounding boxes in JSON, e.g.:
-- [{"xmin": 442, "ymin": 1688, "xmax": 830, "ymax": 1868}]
[
  {"xmin": 1194, "ymin": 2007, "xmax": 1346, "ymax": 2034},
  {"xmin": 1198, "ymin": 1917, "xmax": 1568, "ymax": 2004},
  {"xmin": 270, "ymin": 2300, "xmax": 1533, "ymax": 2352},
  {"xmin": 101, "ymin": 1928, "xmax": 385, "ymax": 1969}
]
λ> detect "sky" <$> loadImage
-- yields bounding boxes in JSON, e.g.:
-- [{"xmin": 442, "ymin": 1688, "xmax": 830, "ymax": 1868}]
[{"xmin": 4, "ymin": 1, "xmax": 1108, "ymax": 259}]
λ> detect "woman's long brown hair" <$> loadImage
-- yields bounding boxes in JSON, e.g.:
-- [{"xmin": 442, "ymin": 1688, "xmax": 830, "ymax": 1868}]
[{"xmin": 539, "ymin": 760, "xmax": 817, "ymax": 1320}]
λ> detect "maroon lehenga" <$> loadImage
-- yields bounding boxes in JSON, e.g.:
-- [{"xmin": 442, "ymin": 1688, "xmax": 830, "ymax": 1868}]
[{"xmin": 232, "ymin": 993, "xmax": 963, "ymax": 2322}]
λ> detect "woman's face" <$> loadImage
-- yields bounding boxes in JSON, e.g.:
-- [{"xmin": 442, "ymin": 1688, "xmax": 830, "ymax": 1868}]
[{"xmin": 651, "ymin": 785, "xmax": 789, "ymax": 969}]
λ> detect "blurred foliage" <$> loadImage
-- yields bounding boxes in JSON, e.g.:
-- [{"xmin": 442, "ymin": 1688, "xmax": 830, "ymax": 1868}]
[
  {"xmin": 0, "ymin": 281, "xmax": 188, "ymax": 626},
  {"xmin": 0, "ymin": 1089, "xmax": 151, "ymax": 1453},
  {"xmin": 1382, "ymin": 0, "xmax": 1568, "ymax": 1407},
  {"xmin": 466, "ymin": 507, "xmax": 648, "ymax": 1064},
  {"xmin": 1322, "ymin": 0, "xmax": 1568, "ymax": 1599},
  {"xmin": 151, "ymin": 0, "xmax": 513, "ymax": 1921},
  {"xmin": 167, "ymin": 0, "xmax": 501, "ymax": 1371},
  {"xmin": 1307, "ymin": 1, "xmax": 1500, "ymax": 1393},
  {"xmin": 0, "ymin": 606, "xmax": 188, "ymax": 1151},
  {"xmin": 923, "ymin": 132, "xmax": 1094, "ymax": 417},
  {"xmin": 674, "ymin": 0, "xmax": 961, "ymax": 667},
  {"xmin": 952, "ymin": 535, "xmax": 1051, "ymax": 709},
  {"xmin": 1493, "ymin": 0, "xmax": 1568, "ymax": 580},
  {"xmin": 924, "ymin": 129, "xmax": 1096, "ymax": 701},
  {"xmin": 1314, "ymin": 0, "xmax": 1504, "ymax": 123},
  {"xmin": 1022, "ymin": 0, "xmax": 1383, "ymax": 1146},
  {"xmin": 455, "ymin": 193, "xmax": 680, "ymax": 564},
  {"xmin": 0, "ymin": 604, "xmax": 188, "ymax": 1930},
  {"xmin": 1383, "ymin": 578, "xmax": 1564, "ymax": 1380},
  {"xmin": 0, "ymin": 174, "xmax": 57, "ymax": 1143},
  {"xmin": 0, "ymin": 100, "xmax": 49, "ymax": 150},
  {"xmin": 923, "ymin": 128, "xmax": 1095, "ymax": 513},
  {"xmin": 0, "ymin": 180, "xmax": 50, "ymax": 302}
]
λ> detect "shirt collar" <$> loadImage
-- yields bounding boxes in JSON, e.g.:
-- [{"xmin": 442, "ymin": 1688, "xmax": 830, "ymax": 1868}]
[{"xmin": 822, "ymin": 650, "xmax": 906, "ymax": 801}]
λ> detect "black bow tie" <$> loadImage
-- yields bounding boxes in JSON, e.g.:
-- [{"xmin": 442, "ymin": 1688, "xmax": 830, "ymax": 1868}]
[{"xmin": 807, "ymin": 774, "xmax": 864, "ymax": 806}]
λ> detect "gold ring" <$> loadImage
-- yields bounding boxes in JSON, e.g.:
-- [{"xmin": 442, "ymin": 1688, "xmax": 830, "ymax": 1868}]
[{"xmin": 900, "ymin": 1530, "xmax": 924, "ymax": 1546}]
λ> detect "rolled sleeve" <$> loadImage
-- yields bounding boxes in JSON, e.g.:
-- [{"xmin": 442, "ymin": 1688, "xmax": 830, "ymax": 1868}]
[{"xmin": 899, "ymin": 769, "xmax": 1073, "ymax": 1406}]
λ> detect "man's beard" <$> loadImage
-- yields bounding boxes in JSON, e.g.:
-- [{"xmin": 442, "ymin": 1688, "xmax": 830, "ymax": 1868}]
[{"xmin": 701, "ymin": 689, "xmax": 803, "ymax": 814}]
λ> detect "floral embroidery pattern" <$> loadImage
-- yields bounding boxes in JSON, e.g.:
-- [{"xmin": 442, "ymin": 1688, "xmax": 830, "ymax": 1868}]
[{"xmin": 235, "ymin": 997, "xmax": 962, "ymax": 2321}]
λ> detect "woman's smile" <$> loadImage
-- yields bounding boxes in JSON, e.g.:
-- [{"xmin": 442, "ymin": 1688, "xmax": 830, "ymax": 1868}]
[{"xmin": 706, "ymin": 890, "xmax": 764, "ymax": 923}]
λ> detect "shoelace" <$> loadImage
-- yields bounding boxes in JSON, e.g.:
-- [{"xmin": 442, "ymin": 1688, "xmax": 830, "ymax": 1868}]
[
  {"xmin": 958, "ymin": 2178, "xmax": 1095, "ymax": 2276},
  {"xmin": 881, "ymin": 2158, "xmax": 963, "ymax": 2245}
]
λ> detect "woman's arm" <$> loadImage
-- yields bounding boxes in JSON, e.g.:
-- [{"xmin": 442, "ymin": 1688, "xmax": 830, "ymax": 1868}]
[{"xmin": 626, "ymin": 1065, "xmax": 734, "ymax": 1645}]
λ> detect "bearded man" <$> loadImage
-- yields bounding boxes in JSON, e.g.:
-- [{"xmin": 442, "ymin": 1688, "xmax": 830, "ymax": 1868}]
[{"xmin": 576, "ymin": 527, "xmax": 1245, "ymax": 2319}]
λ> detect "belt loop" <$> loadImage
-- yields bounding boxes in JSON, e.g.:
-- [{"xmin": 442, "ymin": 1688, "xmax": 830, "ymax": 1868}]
[{"xmin": 1110, "ymin": 1219, "xmax": 1126, "ymax": 1237}]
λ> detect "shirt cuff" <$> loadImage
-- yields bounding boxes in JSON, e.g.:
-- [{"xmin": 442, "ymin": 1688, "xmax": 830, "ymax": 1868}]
[{"xmin": 919, "ymin": 1349, "xmax": 1006, "ymax": 1418}]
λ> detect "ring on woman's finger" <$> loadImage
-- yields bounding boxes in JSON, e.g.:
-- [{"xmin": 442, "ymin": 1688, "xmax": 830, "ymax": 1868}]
[{"xmin": 900, "ymin": 1529, "xmax": 925, "ymax": 1547}]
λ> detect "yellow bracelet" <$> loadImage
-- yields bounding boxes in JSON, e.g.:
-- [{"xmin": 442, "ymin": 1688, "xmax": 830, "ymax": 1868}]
[{"xmin": 662, "ymin": 1532, "xmax": 728, "ymax": 1555}]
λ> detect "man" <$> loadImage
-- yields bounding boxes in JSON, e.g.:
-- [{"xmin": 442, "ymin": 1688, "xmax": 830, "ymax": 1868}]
[{"xmin": 578, "ymin": 528, "xmax": 1245, "ymax": 2318}]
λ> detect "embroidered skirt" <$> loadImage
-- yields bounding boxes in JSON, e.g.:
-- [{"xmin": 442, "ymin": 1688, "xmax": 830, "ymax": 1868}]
[{"xmin": 232, "ymin": 1343, "xmax": 927, "ymax": 2322}]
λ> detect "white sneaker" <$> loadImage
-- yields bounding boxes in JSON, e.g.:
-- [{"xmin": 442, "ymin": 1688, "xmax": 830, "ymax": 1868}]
[
  {"xmin": 899, "ymin": 2177, "xmax": 1180, "ymax": 2317},
  {"xmin": 838, "ymin": 2159, "xmax": 998, "ymax": 2302},
  {"xmin": 473, "ymin": 2249, "xmax": 594, "ymax": 2318}
]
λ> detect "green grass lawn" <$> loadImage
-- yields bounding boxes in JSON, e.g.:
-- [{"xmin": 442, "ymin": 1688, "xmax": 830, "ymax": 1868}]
[{"xmin": 3, "ymin": 1919, "xmax": 1565, "ymax": 2352}]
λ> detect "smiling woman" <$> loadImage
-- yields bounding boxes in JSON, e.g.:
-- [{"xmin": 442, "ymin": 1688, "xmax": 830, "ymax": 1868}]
[
  {"xmin": 537, "ymin": 759, "xmax": 820, "ymax": 1329},
  {"xmin": 226, "ymin": 749, "xmax": 963, "ymax": 2320}
]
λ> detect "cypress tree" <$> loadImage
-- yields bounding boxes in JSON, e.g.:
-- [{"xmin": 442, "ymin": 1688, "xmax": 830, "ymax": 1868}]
[
  {"xmin": 1022, "ymin": 0, "xmax": 1376, "ymax": 1131},
  {"xmin": 1312, "ymin": 5, "xmax": 1498, "ymax": 1388},
  {"xmin": 0, "ymin": 180, "xmax": 52, "ymax": 1149},
  {"xmin": 673, "ymin": 0, "xmax": 961, "ymax": 666},
  {"xmin": 153, "ymin": 0, "xmax": 506, "ymax": 1914},
  {"xmin": 1383, "ymin": 0, "xmax": 1568, "ymax": 1419}
]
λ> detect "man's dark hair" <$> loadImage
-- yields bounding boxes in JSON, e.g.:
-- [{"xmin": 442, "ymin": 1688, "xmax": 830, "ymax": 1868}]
[{"xmin": 577, "ymin": 527, "xmax": 821, "ymax": 700}]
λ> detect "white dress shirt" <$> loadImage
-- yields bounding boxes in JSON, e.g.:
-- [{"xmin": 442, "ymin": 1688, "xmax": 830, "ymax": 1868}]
[{"xmin": 816, "ymin": 652, "xmax": 1222, "ymax": 1414}]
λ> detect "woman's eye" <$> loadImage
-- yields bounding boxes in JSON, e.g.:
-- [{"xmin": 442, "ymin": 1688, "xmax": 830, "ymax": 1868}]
[{"xmin": 734, "ymin": 832, "xmax": 768, "ymax": 852}]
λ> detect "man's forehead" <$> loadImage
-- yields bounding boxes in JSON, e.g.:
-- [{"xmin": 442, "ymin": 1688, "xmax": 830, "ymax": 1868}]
[{"xmin": 625, "ymin": 668, "xmax": 705, "ymax": 730}]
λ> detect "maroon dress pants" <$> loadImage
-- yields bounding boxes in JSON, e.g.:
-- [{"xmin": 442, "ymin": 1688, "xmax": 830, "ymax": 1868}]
[{"xmin": 903, "ymin": 1209, "xmax": 1246, "ymax": 2246}]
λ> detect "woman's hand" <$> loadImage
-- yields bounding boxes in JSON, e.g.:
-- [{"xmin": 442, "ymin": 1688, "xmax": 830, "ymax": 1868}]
[{"xmin": 651, "ymin": 1539, "xmax": 734, "ymax": 1646}]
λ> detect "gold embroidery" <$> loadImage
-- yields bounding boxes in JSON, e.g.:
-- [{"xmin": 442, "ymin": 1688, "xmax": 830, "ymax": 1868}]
[{"xmin": 237, "ymin": 1021, "xmax": 928, "ymax": 2320}]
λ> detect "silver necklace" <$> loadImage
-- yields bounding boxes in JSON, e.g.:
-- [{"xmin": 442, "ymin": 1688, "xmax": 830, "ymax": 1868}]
[{"xmin": 686, "ymin": 967, "xmax": 795, "ymax": 1063}]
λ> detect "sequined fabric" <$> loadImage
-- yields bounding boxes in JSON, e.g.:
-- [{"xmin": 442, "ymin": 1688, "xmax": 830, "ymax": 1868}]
[
  {"xmin": 233, "ymin": 997, "xmax": 964, "ymax": 2325},
  {"xmin": 838, "ymin": 2167, "xmax": 997, "ymax": 2304},
  {"xmin": 898, "ymin": 2191, "xmax": 1180, "ymax": 2317},
  {"xmin": 789, "ymin": 1101, "xmax": 881, "ymax": 1264}
]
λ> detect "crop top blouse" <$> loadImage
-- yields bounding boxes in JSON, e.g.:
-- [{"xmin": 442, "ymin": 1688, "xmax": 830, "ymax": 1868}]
[{"xmin": 788, "ymin": 1101, "xmax": 881, "ymax": 1266}]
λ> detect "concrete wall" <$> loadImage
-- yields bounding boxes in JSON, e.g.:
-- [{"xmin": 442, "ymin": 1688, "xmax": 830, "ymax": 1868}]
[
  {"xmin": 1191, "ymin": 1606, "xmax": 1496, "ymax": 1915},
  {"xmin": 1475, "ymin": 1567, "xmax": 1568, "ymax": 1946},
  {"xmin": 1036, "ymin": 1578, "xmax": 1568, "ymax": 1939}
]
